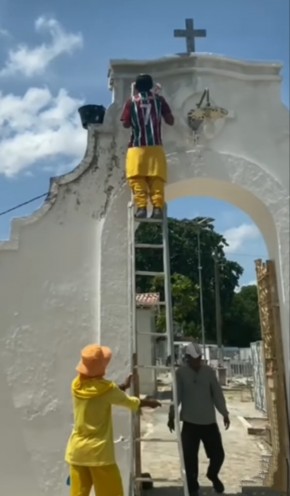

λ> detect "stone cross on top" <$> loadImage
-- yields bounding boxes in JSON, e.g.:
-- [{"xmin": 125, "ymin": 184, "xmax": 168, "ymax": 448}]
[{"xmin": 174, "ymin": 18, "xmax": 207, "ymax": 55}]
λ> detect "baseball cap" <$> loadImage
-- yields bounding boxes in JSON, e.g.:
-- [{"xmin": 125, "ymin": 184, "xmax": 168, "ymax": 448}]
[{"xmin": 185, "ymin": 342, "xmax": 202, "ymax": 359}]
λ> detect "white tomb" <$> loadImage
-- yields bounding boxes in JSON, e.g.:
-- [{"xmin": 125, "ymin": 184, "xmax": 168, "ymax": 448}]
[{"xmin": 0, "ymin": 53, "xmax": 289, "ymax": 495}]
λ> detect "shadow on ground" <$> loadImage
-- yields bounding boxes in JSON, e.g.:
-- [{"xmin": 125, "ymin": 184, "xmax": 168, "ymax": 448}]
[{"xmin": 144, "ymin": 487, "xmax": 183, "ymax": 495}]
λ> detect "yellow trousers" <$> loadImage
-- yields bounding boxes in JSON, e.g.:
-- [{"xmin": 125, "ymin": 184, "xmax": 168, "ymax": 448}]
[
  {"xmin": 69, "ymin": 463, "xmax": 123, "ymax": 496},
  {"xmin": 128, "ymin": 176, "xmax": 165, "ymax": 208}
]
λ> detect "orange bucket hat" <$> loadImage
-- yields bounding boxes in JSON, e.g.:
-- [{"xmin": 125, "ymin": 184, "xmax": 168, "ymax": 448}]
[{"xmin": 76, "ymin": 344, "xmax": 112, "ymax": 378}]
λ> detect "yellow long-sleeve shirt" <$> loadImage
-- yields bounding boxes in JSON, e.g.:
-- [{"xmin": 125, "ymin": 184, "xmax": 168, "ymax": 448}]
[{"xmin": 65, "ymin": 376, "xmax": 140, "ymax": 466}]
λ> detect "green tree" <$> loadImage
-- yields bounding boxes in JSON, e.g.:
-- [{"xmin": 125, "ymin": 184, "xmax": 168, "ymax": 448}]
[
  {"xmin": 135, "ymin": 217, "xmax": 244, "ymax": 342},
  {"xmin": 223, "ymin": 285, "xmax": 261, "ymax": 346},
  {"xmin": 150, "ymin": 273, "xmax": 199, "ymax": 337}
]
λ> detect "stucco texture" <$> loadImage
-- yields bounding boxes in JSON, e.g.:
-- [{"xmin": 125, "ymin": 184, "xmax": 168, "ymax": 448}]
[{"xmin": 0, "ymin": 54, "xmax": 289, "ymax": 495}]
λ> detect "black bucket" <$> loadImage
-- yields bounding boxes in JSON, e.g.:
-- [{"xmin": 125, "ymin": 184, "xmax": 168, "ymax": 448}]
[{"xmin": 78, "ymin": 105, "xmax": 106, "ymax": 129}]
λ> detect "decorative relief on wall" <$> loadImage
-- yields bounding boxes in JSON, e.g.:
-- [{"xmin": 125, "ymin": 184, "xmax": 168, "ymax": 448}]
[{"xmin": 182, "ymin": 88, "xmax": 231, "ymax": 144}]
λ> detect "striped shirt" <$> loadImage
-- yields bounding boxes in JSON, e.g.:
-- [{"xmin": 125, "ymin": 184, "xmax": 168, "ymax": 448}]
[{"xmin": 121, "ymin": 92, "xmax": 173, "ymax": 148}]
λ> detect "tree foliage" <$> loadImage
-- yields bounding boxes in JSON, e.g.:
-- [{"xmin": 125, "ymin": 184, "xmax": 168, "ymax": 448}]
[
  {"xmin": 223, "ymin": 285, "xmax": 261, "ymax": 346},
  {"xmin": 151, "ymin": 274, "xmax": 199, "ymax": 336},
  {"xmin": 135, "ymin": 217, "xmax": 261, "ymax": 347}
]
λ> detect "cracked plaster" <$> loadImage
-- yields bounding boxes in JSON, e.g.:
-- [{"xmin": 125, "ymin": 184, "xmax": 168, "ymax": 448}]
[{"xmin": 0, "ymin": 54, "xmax": 289, "ymax": 495}]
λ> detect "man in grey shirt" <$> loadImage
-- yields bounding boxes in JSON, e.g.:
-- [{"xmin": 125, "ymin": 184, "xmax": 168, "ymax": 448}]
[{"xmin": 168, "ymin": 342, "xmax": 230, "ymax": 495}]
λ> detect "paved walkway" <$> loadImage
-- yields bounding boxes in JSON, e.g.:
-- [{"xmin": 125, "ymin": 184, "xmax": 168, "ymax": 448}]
[{"xmin": 140, "ymin": 386, "xmax": 268, "ymax": 495}]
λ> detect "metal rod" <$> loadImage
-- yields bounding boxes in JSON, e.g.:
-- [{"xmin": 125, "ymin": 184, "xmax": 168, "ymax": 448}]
[
  {"xmin": 197, "ymin": 89, "xmax": 207, "ymax": 108},
  {"xmin": 214, "ymin": 252, "xmax": 223, "ymax": 366},
  {"xmin": 206, "ymin": 88, "xmax": 210, "ymax": 106},
  {"xmin": 197, "ymin": 231, "xmax": 206, "ymax": 360}
]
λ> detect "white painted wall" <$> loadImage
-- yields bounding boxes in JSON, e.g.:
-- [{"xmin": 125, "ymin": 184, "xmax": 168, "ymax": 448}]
[
  {"xmin": 0, "ymin": 54, "xmax": 289, "ymax": 495},
  {"xmin": 0, "ymin": 133, "xmax": 129, "ymax": 495},
  {"xmin": 136, "ymin": 309, "xmax": 157, "ymax": 397}
]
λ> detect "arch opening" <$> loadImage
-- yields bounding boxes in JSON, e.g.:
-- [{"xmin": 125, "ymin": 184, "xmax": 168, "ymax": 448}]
[
  {"xmin": 165, "ymin": 177, "xmax": 277, "ymax": 259},
  {"xmin": 133, "ymin": 190, "xmax": 287, "ymax": 492},
  {"xmin": 102, "ymin": 151, "xmax": 289, "ymax": 492}
]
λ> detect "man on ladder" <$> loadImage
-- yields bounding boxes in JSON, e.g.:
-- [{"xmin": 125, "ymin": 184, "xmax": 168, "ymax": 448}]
[{"xmin": 121, "ymin": 73, "xmax": 174, "ymax": 219}]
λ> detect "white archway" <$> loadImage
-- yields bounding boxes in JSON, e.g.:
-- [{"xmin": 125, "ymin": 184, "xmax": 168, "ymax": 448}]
[
  {"xmin": 0, "ymin": 53, "xmax": 289, "ymax": 495},
  {"xmin": 101, "ymin": 148, "xmax": 289, "ymax": 391},
  {"xmin": 100, "ymin": 149, "xmax": 289, "ymax": 494}
]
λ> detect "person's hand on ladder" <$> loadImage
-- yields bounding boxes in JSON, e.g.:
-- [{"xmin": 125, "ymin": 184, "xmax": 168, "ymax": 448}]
[
  {"xmin": 140, "ymin": 398, "xmax": 162, "ymax": 409},
  {"xmin": 118, "ymin": 374, "xmax": 133, "ymax": 391}
]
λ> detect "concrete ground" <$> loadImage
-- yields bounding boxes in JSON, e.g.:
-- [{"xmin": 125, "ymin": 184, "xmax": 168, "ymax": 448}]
[{"xmin": 139, "ymin": 379, "xmax": 269, "ymax": 495}]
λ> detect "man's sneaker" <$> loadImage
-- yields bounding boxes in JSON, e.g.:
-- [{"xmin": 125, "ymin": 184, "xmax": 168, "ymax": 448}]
[
  {"xmin": 207, "ymin": 475, "xmax": 224, "ymax": 494},
  {"xmin": 135, "ymin": 208, "xmax": 147, "ymax": 219},
  {"xmin": 151, "ymin": 207, "xmax": 163, "ymax": 219}
]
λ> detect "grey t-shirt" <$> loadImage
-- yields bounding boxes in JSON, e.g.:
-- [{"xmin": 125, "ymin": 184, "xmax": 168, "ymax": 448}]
[{"xmin": 174, "ymin": 364, "xmax": 229, "ymax": 425}]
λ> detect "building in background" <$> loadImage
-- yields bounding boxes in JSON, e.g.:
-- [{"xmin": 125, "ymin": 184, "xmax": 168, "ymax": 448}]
[{"xmin": 136, "ymin": 293, "xmax": 160, "ymax": 396}]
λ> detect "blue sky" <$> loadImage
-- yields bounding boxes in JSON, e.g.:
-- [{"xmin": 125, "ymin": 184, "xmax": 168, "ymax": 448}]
[{"xmin": 0, "ymin": 0, "xmax": 288, "ymax": 286}]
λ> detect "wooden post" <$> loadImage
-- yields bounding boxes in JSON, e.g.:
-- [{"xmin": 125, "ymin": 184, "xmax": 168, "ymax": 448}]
[
  {"xmin": 255, "ymin": 259, "xmax": 289, "ymax": 493},
  {"xmin": 267, "ymin": 261, "xmax": 289, "ymax": 493}
]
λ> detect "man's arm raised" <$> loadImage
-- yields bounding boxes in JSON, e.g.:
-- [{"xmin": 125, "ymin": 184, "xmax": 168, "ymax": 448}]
[
  {"xmin": 160, "ymin": 96, "xmax": 174, "ymax": 126},
  {"xmin": 120, "ymin": 99, "xmax": 132, "ymax": 128}
]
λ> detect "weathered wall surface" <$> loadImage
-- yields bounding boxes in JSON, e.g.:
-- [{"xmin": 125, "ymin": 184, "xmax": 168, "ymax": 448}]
[
  {"xmin": 0, "ymin": 131, "xmax": 130, "ymax": 495},
  {"xmin": 108, "ymin": 53, "xmax": 289, "ymax": 416},
  {"xmin": 137, "ymin": 309, "xmax": 157, "ymax": 396},
  {"xmin": 0, "ymin": 54, "xmax": 289, "ymax": 495}
]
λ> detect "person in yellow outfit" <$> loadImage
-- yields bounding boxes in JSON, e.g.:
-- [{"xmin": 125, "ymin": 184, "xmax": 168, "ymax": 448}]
[
  {"xmin": 65, "ymin": 343, "xmax": 161, "ymax": 496},
  {"xmin": 121, "ymin": 73, "xmax": 174, "ymax": 219}
]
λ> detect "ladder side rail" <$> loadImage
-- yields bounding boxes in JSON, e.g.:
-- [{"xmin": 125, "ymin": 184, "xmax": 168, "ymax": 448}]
[
  {"xmin": 127, "ymin": 201, "xmax": 135, "ymax": 496},
  {"xmin": 128, "ymin": 201, "xmax": 138, "ymax": 389},
  {"xmin": 162, "ymin": 205, "xmax": 190, "ymax": 496},
  {"xmin": 128, "ymin": 201, "xmax": 142, "ymax": 496},
  {"xmin": 129, "ymin": 201, "xmax": 142, "ymax": 496}
]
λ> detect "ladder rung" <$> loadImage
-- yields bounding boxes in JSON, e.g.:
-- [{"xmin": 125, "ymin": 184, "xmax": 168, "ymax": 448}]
[
  {"xmin": 135, "ymin": 476, "xmax": 182, "ymax": 483},
  {"xmin": 137, "ymin": 331, "xmax": 168, "ymax": 338},
  {"xmin": 135, "ymin": 243, "xmax": 164, "ymax": 249},
  {"xmin": 136, "ymin": 437, "xmax": 178, "ymax": 443},
  {"xmin": 134, "ymin": 217, "xmax": 163, "ymax": 224},
  {"xmin": 134, "ymin": 365, "xmax": 172, "ymax": 370},
  {"xmin": 135, "ymin": 270, "xmax": 164, "ymax": 277},
  {"xmin": 135, "ymin": 301, "xmax": 166, "ymax": 307}
]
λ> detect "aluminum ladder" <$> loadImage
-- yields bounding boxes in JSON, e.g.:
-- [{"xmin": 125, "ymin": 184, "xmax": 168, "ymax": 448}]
[{"xmin": 128, "ymin": 201, "xmax": 189, "ymax": 496}]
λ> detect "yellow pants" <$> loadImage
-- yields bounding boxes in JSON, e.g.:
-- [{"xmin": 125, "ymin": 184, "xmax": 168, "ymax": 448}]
[
  {"xmin": 70, "ymin": 463, "xmax": 124, "ymax": 496},
  {"xmin": 128, "ymin": 176, "xmax": 165, "ymax": 208}
]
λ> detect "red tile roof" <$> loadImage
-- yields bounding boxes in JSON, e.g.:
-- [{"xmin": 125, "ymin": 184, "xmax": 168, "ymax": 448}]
[{"xmin": 136, "ymin": 293, "xmax": 160, "ymax": 307}]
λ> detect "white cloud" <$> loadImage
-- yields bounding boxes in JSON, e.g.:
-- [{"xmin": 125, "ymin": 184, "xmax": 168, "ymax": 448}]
[
  {"xmin": 0, "ymin": 17, "xmax": 83, "ymax": 78},
  {"xmin": 246, "ymin": 280, "xmax": 257, "ymax": 286},
  {"xmin": 234, "ymin": 280, "xmax": 257, "ymax": 293},
  {"xmin": 0, "ymin": 87, "xmax": 87, "ymax": 177},
  {"xmin": 223, "ymin": 223, "xmax": 260, "ymax": 254}
]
